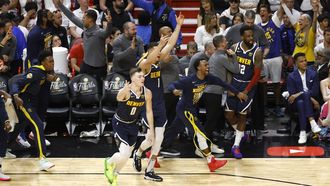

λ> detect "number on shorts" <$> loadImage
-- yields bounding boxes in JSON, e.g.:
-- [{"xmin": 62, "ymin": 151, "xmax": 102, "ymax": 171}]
[
  {"xmin": 239, "ymin": 64, "xmax": 245, "ymax": 75},
  {"xmin": 130, "ymin": 107, "xmax": 137, "ymax": 115}
]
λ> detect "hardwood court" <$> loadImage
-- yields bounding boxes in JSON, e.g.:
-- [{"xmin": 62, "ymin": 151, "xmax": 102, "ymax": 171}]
[{"xmin": 3, "ymin": 158, "xmax": 329, "ymax": 186}]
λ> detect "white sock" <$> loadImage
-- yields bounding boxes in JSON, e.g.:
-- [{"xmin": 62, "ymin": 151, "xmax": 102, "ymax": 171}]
[
  {"xmin": 146, "ymin": 159, "xmax": 155, "ymax": 172},
  {"xmin": 206, "ymin": 154, "xmax": 213, "ymax": 163},
  {"xmin": 136, "ymin": 149, "xmax": 143, "ymax": 157},
  {"xmin": 232, "ymin": 124, "xmax": 237, "ymax": 130},
  {"xmin": 234, "ymin": 130, "xmax": 244, "ymax": 146}
]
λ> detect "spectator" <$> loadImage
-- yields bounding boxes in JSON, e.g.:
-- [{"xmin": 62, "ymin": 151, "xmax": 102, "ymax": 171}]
[
  {"xmin": 315, "ymin": 28, "xmax": 330, "ymax": 54},
  {"xmin": 0, "ymin": 50, "xmax": 10, "ymax": 79},
  {"xmin": 51, "ymin": 10, "xmax": 69, "ymax": 49},
  {"xmin": 136, "ymin": 11, "xmax": 151, "ymax": 48},
  {"xmin": 315, "ymin": 14, "xmax": 329, "ymax": 46},
  {"xmin": 220, "ymin": 0, "xmax": 246, "ymax": 23},
  {"xmin": 101, "ymin": 0, "xmax": 132, "ymax": 31},
  {"xmin": 178, "ymin": 41, "xmax": 198, "ymax": 76},
  {"xmin": 106, "ymin": 27, "xmax": 121, "ymax": 72},
  {"xmin": 280, "ymin": 13, "xmax": 296, "ymax": 56},
  {"xmin": 268, "ymin": 0, "xmax": 280, "ymax": 12},
  {"xmin": 69, "ymin": 0, "xmax": 101, "ymax": 40},
  {"xmin": 45, "ymin": 0, "xmax": 71, "ymax": 27},
  {"xmin": 283, "ymin": 1, "xmax": 319, "ymax": 65},
  {"xmin": 204, "ymin": 35, "xmax": 239, "ymax": 148},
  {"xmin": 0, "ymin": 0, "xmax": 10, "ymax": 14},
  {"xmin": 287, "ymin": 53, "xmax": 321, "ymax": 144},
  {"xmin": 112, "ymin": 21, "xmax": 144, "ymax": 80},
  {"xmin": 194, "ymin": 12, "xmax": 223, "ymax": 51},
  {"xmin": 26, "ymin": 9, "xmax": 53, "ymax": 68},
  {"xmin": 19, "ymin": 1, "xmax": 38, "ymax": 31},
  {"xmin": 19, "ymin": 0, "xmax": 42, "ymax": 15},
  {"xmin": 0, "ymin": 13, "xmax": 25, "ymax": 76},
  {"xmin": 131, "ymin": 0, "xmax": 182, "ymax": 44},
  {"xmin": 100, "ymin": 0, "xmax": 134, "ymax": 13},
  {"xmin": 69, "ymin": 40, "xmax": 84, "ymax": 76},
  {"xmin": 56, "ymin": 0, "xmax": 113, "ymax": 83},
  {"xmin": 319, "ymin": 51, "xmax": 330, "ymax": 127},
  {"xmin": 188, "ymin": 41, "xmax": 215, "ymax": 75},
  {"xmin": 223, "ymin": 12, "xmax": 244, "ymax": 35},
  {"xmin": 283, "ymin": 0, "xmax": 301, "ymax": 25},
  {"xmin": 315, "ymin": 48, "xmax": 330, "ymax": 81},
  {"xmin": 51, "ymin": 35, "xmax": 62, "ymax": 47},
  {"xmin": 0, "ymin": 18, "xmax": 17, "ymax": 70},
  {"xmin": 197, "ymin": 0, "xmax": 216, "ymax": 27}
]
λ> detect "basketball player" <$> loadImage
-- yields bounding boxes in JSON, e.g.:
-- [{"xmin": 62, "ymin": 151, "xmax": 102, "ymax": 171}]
[
  {"xmin": 104, "ymin": 68, "xmax": 154, "ymax": 186},
  {"xmin": 168, "ymin": 57, "xmax": 247, "ymax": 171},
  {"xmin": 132, "ymin": 13, "xmax": 184, "ymax": 182},
  {"xmin": 10, "ymin": 50, "xmax": 55, "ymax": 170},
  {"xmin": 0, "ymin": 90, "xmax": 12, "ymax": 181},
  {"xmin": 225, "ymin": 25, "xmax": 263, "ymax": 159}
]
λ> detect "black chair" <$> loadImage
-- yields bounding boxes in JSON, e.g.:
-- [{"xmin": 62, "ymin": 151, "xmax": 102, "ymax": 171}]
[
  {"xmin": 69, "ymin": 74, "xmax": 101, "ymax": 135},
  {"xmin": 46, "ymin": 74, "xmax": 70, "ymax": 132},
  {"xmin": 100, "ymin": 73, "xmax": 126, "ymax": 134}
]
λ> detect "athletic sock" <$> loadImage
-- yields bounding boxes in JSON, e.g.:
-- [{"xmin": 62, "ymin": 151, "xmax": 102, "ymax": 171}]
[
  {"xmin": 234, "ymin": 130, "xmax": 244, "ymax": 146},
  {"xmin": 206, "ymin": 154, "xmax": 213, "ymax": 163},
  {"xmin": 146, "ymin": 159, "xmax": 155, "ymax": 172},
  {"xmin": 136, "ymin": 149, "xmax": 143, "ymax": 157}
]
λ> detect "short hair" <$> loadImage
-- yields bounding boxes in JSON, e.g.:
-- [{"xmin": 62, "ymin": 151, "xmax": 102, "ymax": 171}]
[
  {"xmin": 213, "ymin": 35, "xmax": 225, "ymax": 48},
  {"xmin": 204, "ymin": 41, "xmax": 214, "ymax": 51},
  {"xmin": 193, "ymin": 56, "xmax": 208, "ymax": 71},
  {"xmin": 38, "ymin": 50, "xmax": 53, "ymax": 63},
  {"xmin": 233, "ymin": 12, "xmax": 244, "ymax": 23},
  {"xmin": 257, "ymin": 4, "xmax": 271, "ymax": 14},
  {"xmin": 123, "ymin": 21, "xmax": 133, "ymax": 31},
  {"xmin": 240, "ymin": 25, "xmax": 253, "ymax": 36},
  {"xmin": 85, "ymin": 9, "xmax": 97, "ymax": 22},
  {"xmin": 129, "ymin": 67, "xmax": 143, "ymax": 78},
  {"xmin": 325, "ymin": 27, "xmax": 330, "ymax": 35},
  {"xmin": 293, "ymin": 53, "xmax": 305, "ymax": 61},
  {"xmin": 138, "ymin": 11, "xmax": 150, "ymax": 26},
  {"xmin": 245, "ymin": 10, "xmax": 256, "ymax": 20},
  {"xmin": 318, "ymin": 13, "xmax": 328, "ymax": 23},
  {"xmin": 25, "ymin": 1, "xmax": 38, "ymax": 12},
  {"xmin": 0, "ymin": 0, "xmax": 10, "ymax": 7},
  {"xmin": 187, "ymin": 41, "xmax": 198, "ymax": 51}
]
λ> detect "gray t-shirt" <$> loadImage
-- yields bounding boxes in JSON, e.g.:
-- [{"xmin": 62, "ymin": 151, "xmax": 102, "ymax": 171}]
[{"xmin": 161, "ymin": 55, "xmax": 180, "ymax": 93}]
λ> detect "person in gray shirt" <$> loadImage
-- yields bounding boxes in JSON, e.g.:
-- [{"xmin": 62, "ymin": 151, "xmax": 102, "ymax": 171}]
[
  {"xmin": 187, "ymin": 41, "xmax": 215, "ymax": 75},
  {"xmin": 226, "ymin": 10, "xmax": 269, "ymax": 57},
  {"xmin": 204, "ymin": 35, "xmax": 239, "ymax": 151},
  {"xmin": 179, "ymin": 41, "xmax": 197, "ymax": 76},
  {"xmin": 112, "ymin": 22, "xmax": 144, "ymax": 80},
  {"xmin": 55, "ymin": 0, "xmax": 112, "ymax": 83}
]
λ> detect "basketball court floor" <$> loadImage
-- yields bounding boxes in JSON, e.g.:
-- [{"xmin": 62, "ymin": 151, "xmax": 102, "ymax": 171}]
[{"xmin": 3, "ymin": 115, "xmax": 330, "ymax": 185}]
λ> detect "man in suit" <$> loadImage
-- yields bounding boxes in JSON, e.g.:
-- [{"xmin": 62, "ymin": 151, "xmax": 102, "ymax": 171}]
[{"xmin": 287, "ymin": 53, "xmax": 322, "ymax": 144}]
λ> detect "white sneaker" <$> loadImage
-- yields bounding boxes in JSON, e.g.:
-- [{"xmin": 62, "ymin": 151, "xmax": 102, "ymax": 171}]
[
  {"xmin": 4, "ymin": 150, "xmax": 16, "ymax": 159},
  {"xmin": 0, "ymin": 171, "xmax": 10, "ymax": 181},
  {"xmin": 16, "ymin": 135, "xmax": 31, "ymax": 148},
  {"xmin": 194, "ymin": 149, "xmax": 204, "ymax": 158},
  {"xmin": 311, "ymin": 123, "xmax": 321, "ymax": 133},
  {"xmin": 45, "ymin": 139, "xmax": 51, "ymax": 146},
  {"xmin": 29, "ymin": 132, "xmax": 51, "ymax": 146},
  {"xmin": 39, "ymin": 158, "xmax": 55, "ymax": 171},
  {"xmin": 211, "ymin": 144, "xmax": 225, "ymax": 154},
  {"xmin": 298, "ymin": 131, "xmax": 307, "ymax": 144}
]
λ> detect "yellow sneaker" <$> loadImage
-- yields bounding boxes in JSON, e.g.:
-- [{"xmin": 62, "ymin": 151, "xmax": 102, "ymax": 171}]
[
  {"xmin": 104, "ymin": 158, "xmax": 116, "ymax": 184},
  {"xmin": 112, "ymin": 174, "xmax": 118, "ymax": 186}
]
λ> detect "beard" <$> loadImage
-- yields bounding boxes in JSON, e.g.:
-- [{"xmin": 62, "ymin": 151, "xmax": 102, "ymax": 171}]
[{"xmin": 244, "ymin": 41, "xmax": 254, "ymax": 48}]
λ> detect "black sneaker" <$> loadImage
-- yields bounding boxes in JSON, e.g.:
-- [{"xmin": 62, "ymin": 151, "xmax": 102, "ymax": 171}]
[
  {"xmin": 160, "ymin": 147, "xmax": 180, "ymax": 157},
  {"xmin": 144, "ymin": 170, "xmax": 163, "ymax": 182},
  {"xmin": 132, "ymin": 150, "xmax": 142, "ymax": 172}
]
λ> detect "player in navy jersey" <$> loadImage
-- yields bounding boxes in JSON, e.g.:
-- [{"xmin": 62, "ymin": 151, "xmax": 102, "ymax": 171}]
[
  {"xmin": 131, "ymin": 13, "xmax": 184, "ymax": 182},
  {"xmin": 225, "ymin": 25, "xmax": 263, "ymax": 159},
  {"xmin": 167, "ymin": 57, "xmax": 247, "ymax": 172},
  {"xmin": 104, "ymin": 68, "xmax": 154, "ymax": 185},
  {"xmin": 258, "ymin": 2, "xmax": 285, "ymax": 117}
]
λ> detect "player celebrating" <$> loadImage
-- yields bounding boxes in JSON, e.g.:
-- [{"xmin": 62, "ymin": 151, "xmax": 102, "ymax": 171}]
[
  {"xmin": 225, "ymin": 25, "xmax": 263, "ymax": 159},
  {"xmin": 168, "ymin": 57, "xmax": 248, "ymax": 172},
  {"xmin": 132, "ymin": 13, "xmax": 184, "ymax": 182},
  {"xmin": 104, "ymin": 68, "xmax": 154, "ymax": 186}
]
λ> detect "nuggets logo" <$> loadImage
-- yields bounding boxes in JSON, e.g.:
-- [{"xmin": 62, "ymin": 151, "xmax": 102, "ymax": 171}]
[
  {"xmin": 150, "ymin": 71, "xmax": 160, "ymax": 79},
  {"xmin": 237, "ymin": 56, "xmax": 252, "ymax": 65}
]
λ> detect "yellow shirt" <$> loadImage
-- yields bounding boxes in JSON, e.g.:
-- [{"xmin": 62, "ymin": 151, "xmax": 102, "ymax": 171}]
[{"xmin": 293, "ymin": 25, "xmax": 316, "ymax": 62}]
